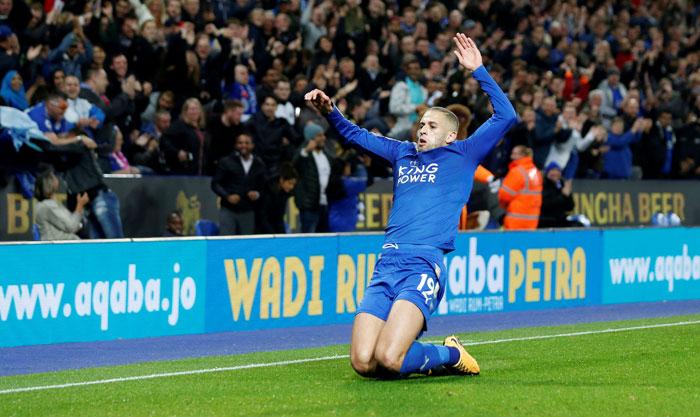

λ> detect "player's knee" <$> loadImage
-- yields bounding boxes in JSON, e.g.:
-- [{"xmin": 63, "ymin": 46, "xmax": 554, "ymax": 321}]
[
  {"xmin": 373, "ymin": 347, "xmax": 404, "ymax": 373},
  {"xmin": 350, "ymin": 350, "xmax": 376, "ymax": 377}
]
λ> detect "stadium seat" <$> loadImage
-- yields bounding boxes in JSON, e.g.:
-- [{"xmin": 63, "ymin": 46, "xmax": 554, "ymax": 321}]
[
  {"xmin": 195, "ymin": 219, "xmax": 219, "ymax": 236},
  {"xmin": 32, "ymin": 224, "xmax": 40, "ymax": 241}
]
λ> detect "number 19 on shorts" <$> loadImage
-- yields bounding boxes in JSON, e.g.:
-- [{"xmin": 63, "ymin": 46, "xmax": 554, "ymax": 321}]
[{"xmin": 417, "ymin": 273, "xmax": 440, "ymax": 306}]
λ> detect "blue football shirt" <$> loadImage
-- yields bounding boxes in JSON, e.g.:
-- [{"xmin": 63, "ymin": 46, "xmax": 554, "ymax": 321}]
[{"xmin": 326, "ymin": 65, "xmax": 517, "ymax": 252}]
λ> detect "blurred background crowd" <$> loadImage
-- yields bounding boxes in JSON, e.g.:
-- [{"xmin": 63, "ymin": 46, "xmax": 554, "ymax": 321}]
[{"xmin": 1, "ymin": 0, "xmax": 699, "ymax": 238}]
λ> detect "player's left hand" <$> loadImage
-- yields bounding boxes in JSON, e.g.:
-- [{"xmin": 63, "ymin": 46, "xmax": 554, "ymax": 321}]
[{"xmin": 453, "ymin": 33, "xmax": 483, "ymax": 71}]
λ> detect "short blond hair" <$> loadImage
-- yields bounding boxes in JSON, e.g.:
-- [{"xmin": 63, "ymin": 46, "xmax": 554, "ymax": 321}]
[{"xmin": 427, "ymin": 107, "xmax": 459, "ymax": 133}]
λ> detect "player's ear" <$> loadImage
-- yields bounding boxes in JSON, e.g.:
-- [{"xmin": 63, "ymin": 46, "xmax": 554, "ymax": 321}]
[{"xmin": 445, "ymin": 131, "xmax": 457, "ymax": 144}]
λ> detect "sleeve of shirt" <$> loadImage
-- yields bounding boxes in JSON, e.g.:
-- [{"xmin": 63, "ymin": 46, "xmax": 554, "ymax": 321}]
[
  {"xmin": 458, "ymin": 66, "xmax": 518, "ymax": 162},
  {"xmin": 343, "ymin": 176, "xmax": 368, "ymax": 195},
  {"xmin": 326, "ymin": 107, "xmax": 402, "ymax": 163},
  {"xmin": 607, "ymin": 131, "xmax": 641, "ymax": 148},
  {"xmin": 211, "ymin": 160, "xmax": 233, "ymax": 198},
  {"xmin": 89, "ymin": 105, "xmax": 105, "ymax": 127}
]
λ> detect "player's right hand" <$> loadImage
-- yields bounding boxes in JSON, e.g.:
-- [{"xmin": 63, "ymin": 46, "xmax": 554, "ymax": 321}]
[{"xmin": 304, "ymin": 89, "xmax": 333, "ymax": 115}]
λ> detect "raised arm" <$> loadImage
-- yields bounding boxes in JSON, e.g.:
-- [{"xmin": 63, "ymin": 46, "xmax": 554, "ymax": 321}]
[
  {"xmin": 304, "ymin": 89, "xmax": 402, "ymax": 163},
  {"xmin": 453, "ymin": 34, "xmax": 518, "ymax": 161}
]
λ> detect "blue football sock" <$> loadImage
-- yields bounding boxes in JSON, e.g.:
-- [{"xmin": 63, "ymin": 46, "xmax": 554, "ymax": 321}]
[
  {"xmin": 446, "ymin": 346, "xmax": 460, "ymax": 366},
  {"xmin": 399, "ymin": 341, "xmax": 455, "ymax": 375}
]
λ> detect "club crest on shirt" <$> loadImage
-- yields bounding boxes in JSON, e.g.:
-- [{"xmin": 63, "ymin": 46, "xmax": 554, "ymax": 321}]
[{"xmin": 397, "ymin": 162, "xmax": 439, "ymax": 185}]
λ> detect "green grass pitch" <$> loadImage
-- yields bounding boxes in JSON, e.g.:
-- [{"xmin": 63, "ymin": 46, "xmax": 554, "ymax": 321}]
[{"xmin": 1, "ymin": 314, "xmax": 699, "ymax": 417}]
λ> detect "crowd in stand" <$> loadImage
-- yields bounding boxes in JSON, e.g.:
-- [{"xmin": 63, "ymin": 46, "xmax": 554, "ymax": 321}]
[{"xmin": 1, "ymin": 0, "xmax": 700, "ymax": 238}]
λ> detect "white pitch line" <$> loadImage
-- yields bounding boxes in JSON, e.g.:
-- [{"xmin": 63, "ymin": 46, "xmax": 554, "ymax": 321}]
[{"xmin": 1, "ymin": 319, "xmax": 699, "ymax": 395}]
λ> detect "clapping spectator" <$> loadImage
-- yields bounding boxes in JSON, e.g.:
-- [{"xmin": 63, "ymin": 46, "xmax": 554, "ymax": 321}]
[
  {"xmin": 161, "ymin": 97, "xmax": 208, "ymax": 175},
  {"xmin": 602, "ymin": 117, "xmax": 647, "ymax": 179},
  {"xmin": 538, "ymin": 162, "xmax": 575, "ymax": 228},
  {"xmin": 327, "ymin": 157, "xmax": 369, "ymax": 232}
]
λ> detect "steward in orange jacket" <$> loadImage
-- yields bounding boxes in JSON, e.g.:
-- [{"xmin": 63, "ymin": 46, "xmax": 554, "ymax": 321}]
[{"xmin": 498, "ymin": 146, "xmax": 542, "ymax": 229}]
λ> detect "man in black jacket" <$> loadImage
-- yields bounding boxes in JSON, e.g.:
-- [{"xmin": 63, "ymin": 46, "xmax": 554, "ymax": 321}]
[
  {"xmin": 43, "ymin": 129, "xmax": 124, "ymax": 239},
  {"xmin": 258, "ymin": 163, "xmax": 298, "ymax": 234},
  {"xmin": 79, "ymin": 68, "xmax": 139, "ymax": 172},
  {"xmin": 245, "ymin": 95, "xmax": 299, "ymax": 178},
  {"xmin": 211, "ymin": 132, "xmax": 267, "ymax": 235}
]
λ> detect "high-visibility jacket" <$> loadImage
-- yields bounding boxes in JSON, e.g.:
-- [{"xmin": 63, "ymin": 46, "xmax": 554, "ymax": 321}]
[
  {"xmin": 458, "ymin": 165, "xmax": 493, "ymax": 230},
  {"xmin": 498, "ymin": 156, "xmax": 542, "ymax": 229}
]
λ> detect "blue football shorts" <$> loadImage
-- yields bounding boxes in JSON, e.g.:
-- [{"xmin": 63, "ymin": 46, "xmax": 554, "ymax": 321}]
[{"xmin": 357, "ymin": 243, "xmax": 445, "ymax": 330}]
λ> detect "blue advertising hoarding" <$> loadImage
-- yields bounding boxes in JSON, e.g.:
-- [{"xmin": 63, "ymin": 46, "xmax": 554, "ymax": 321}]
[
  {"xmin": 206, "ymin": 235, "xmax": 350, "ymax": 332},
  {"xmin": 0, "ymin": 240, "xmax": 206, "ymax": 347},
  {"xmin": 439, "ymin": 230, "xmax": 603, "ymax": 316},
  {"xmin": 603, "ymin": 228, "xmax": 700, "ymax": 303},
  {"xmin": 204, "ymin": 230, "xmax": 603, "ymax": 333},
  {"xmin": 2, "ymin": 227, "xmax": 698, "ymax": 347}
]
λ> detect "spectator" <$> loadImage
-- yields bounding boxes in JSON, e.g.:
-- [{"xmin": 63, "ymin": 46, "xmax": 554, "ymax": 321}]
[
  {"xmin": 533, "ymin": 96, "xmax": 569, "ymax": 168},
  {"xmin": 131, "ymin": 109, "xmax": 169, "ymax": 173},
  {"xmin": 192, "ymin": 29, "xmax": 231, "ymax": 103},
  {"xmin": 498, "ymin": 145, "xmax": 542, "ymax": 230},
  {"xmin": 300, "ymin": 0, "xmax": 326, "ymax": 51},
  {"xmin": 34, "ymin": 165, "xmax": 89, "ymax": 241},
  {"xmin": 0, "ymin": 69, "xmax": 27, "ymax": 110},
  {"xmin": 246, "ymin": 95, "xmax": 299, "ymax": 177},
  {"xmin": 538, "ymin": 162, "xmax": 575, "ymax": 228},
  {"xmin": 0, "ymin": 25, "xmax": 18, "ymax": 80},
  {"xmin": 161, "ymin": 97, "xmax": 208, "ymax": 175},
  {"xmin": 294, "ymin": 122, "xmax": 331, "ymax": 233},
  {"xmin": 109, "ymin": 128, "xmax": 143, "ymax": 175},
  {"xmin": 602, "ymin": 117, "xmax": 647, "ymax": 179},
  {"xmin": 599, "ymin": 68, "xmax": 627, "ymax": 121},
  {"xmin": 140, "ymin": 109, "xmax": 171, "ymax": 141},
  {"xmin": 0, "ymin": 0, "xmax": 31, "ymax": 35},
  {"xmin": 62, "ymin": 75, "xmax": 105, "ymax": 138},
  {"xmin": 164, "ymin": 211, "xmax": 184, "ymax": 237},
  {"xmin": 206, "ymin": 99, "xmax": 245, "ymax": 170},
  {"xmin": 641, "ymin": 110, "xmax": 677, "ymax": 179},
  {"xmin": 544, "ymin": 103, "xmax": 596, "ymax": 180},
  {"xmin": 164, "ymin": 0, "xmax": 183, "ymax": 27},
  {"xmin": 80, "ymin": 68, "xmax": 139, "ymax": 144},
  {"xmin": 358, "ymin": 53, "xmax": 389, "ymax": 101},
  {"xmin": 130, "ymin": 19, "xmax": 166, "ymax": 86},
  {"xmin": 255, "ymin": 68, "xmax": 281, "ymax": 106},
  {"xmin": 258, "ymin": 162, "xmax": 298, "ymax": 234},
  {"xmin": 47, "ymin": 29, "xmax": 93, "ymax": 80},
  {"xmin": 48, "ymin": 129, "xmax": 125, "ymax": 239},
  {"xmin": 675, "ymin": 112, "xmax": 700, "ymax": 179},
  {"xmin": 106, "ymin": 54, "xmax": 132, "ymax": 100},
  {"xmin": 222, "ymin": 64, "xmax": 257, "ymax": 122},
  {"xmin": 211, "ymin": 132, "xmax": 267, "ymax": 235},
  {"xmin": 327, "ymin": 157, "xmax": 368, "ymax": 233},
  {"xmin": 141, "ymin": 90, "xmax": 175, "ymax": 123},
  {"xmin": 274, "ymin": 77, "xmax": 295, "ymax": 125},
  {"xmin": 26, "ymin": 93, "xmax": 75, "ymax": 139},
  {"xmin": 388, "ymin": 55, "xmax": 426, "ymax": 139}
]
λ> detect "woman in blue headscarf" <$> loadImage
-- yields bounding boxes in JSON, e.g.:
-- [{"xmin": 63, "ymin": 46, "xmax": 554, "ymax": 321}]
[{"xmin": 0, "ymin": 70, "xmax": 29, "ymax": 110}]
